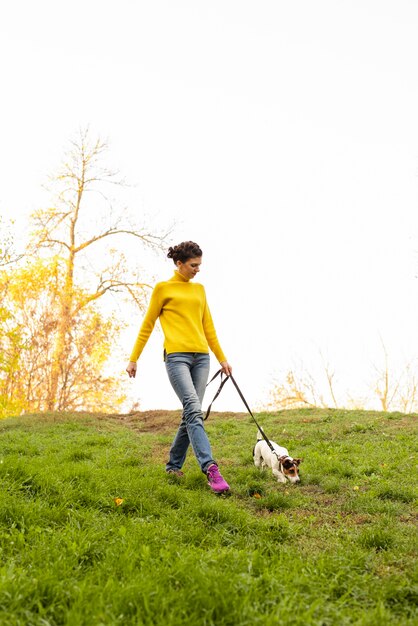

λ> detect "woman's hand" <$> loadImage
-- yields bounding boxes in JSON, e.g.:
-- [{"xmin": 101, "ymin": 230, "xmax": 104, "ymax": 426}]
[
  {"xmin": 126, "ymin": 361, "xmax": 137, "ymax": 378},
  {"xmin": 220, "ymin": 361, "xmax": 232, "ymax": 376}
]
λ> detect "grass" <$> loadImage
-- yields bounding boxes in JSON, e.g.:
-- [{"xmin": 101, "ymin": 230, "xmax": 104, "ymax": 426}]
[{"xmin": 0, "ymin": 408, "xmax": 416, "ymax": 625}]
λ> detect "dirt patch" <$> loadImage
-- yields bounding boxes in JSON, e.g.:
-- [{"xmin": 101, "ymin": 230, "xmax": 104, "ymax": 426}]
[
  {"xmin": 96, "ymin": 410, "xmax": 248, "ymax": 434},
  {"xmin": 97, "ymin": 410, "xmax": 182, "ymax": 434}
]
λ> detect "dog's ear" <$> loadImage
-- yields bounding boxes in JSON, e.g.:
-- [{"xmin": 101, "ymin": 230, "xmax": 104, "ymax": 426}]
[{"xmin": 293, "ymin": 458, "xmax": 302, "ymax": 466}]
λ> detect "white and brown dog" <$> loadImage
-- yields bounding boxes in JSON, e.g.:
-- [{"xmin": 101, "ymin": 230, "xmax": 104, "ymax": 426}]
[{"xmin": 253, "ymin": 430, "xmax": 302, "ymax": 484}]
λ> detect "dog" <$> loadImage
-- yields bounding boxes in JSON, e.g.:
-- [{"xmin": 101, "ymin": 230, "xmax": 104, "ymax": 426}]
[{"xmin": 253, "ymin": 430, "xmax": 302, "ymax": 484}]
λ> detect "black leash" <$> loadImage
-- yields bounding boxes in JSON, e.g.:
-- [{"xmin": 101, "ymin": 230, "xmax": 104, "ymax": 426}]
[{"xmin": 205, "ymin": 369, "xmax": 279, "ymax": 458}]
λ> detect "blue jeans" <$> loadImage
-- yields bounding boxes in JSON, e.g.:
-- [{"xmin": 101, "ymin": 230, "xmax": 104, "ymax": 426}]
[{"xmin": 165, "ymin": 352, "xmax": 215, "ymax": 474}]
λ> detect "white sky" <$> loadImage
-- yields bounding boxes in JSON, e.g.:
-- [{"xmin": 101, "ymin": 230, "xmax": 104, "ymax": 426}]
[{"xmin": 1, "ymin": 1, "xmax": 418, "ymax": 412}]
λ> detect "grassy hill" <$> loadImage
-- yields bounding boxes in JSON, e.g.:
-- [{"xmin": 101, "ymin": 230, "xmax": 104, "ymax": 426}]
[{"xmin": 0, "ymin": 408, "xmax": 416, "ymax": 625}]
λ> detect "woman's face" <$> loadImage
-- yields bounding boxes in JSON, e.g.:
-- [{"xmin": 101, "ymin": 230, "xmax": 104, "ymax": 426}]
[{"xmin": 176, "ymin": 256, "xmax": 202, "ymax": 280}]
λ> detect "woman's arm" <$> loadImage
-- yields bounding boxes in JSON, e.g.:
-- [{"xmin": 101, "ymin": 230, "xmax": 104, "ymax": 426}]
[
  {"xmin": 126, "ymin": 283, "xmax": 163, "ymax": 376},
  {"xmin": 202, "ymin": 290, "xmax": 231, "ymax": 371}
]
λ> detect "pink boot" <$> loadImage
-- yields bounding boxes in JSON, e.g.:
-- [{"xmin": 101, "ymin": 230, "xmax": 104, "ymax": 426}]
[{"xmin": 207, "ymin": 464, "xmax": 230, "ymax": 494}]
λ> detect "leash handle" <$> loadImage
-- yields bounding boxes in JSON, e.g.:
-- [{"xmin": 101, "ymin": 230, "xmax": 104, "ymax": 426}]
[
  {"xmin": 204, "ymin": 369, "xmax": 276, "ymax": 455},
  {"xmin": 204, "ymin": 369, "xmax": 230, "ymax": 421}
]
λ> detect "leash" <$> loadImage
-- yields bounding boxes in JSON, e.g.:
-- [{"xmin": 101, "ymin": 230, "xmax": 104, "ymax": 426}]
[{"xmin": 205, "ymin": 369, "xmax": 281, "ymax": 460}]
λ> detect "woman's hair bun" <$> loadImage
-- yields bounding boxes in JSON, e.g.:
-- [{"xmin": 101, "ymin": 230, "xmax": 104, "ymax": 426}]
[{"xmin": 167, "ymin": 241, "xmax": 202, "ymax": 264}]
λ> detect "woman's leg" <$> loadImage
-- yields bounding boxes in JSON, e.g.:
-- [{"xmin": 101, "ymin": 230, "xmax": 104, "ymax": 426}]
[{"xmin": 165, "ymin": 352, "xmax": 215, "ymax": 473}]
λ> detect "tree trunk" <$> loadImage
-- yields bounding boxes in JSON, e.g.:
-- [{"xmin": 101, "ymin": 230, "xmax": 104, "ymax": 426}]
[{"xmin": 47, "ymin": 252, "xmax": 74, "ymax": 410}]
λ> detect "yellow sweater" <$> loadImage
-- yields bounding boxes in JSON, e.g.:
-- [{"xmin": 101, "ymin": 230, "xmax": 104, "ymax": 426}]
[{"xmin": 129, "ymin": 271, "xmax": 227, "ymax": 363}]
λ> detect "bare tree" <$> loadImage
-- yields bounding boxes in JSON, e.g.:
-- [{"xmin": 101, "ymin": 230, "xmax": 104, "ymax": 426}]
[
  {"xmin": 372, "ymin": 339, "xmax": 402, "ymax": 411},
  {"xmin": 372, "ymin": 339, "xmax": 418, "ymax": 413},
  {"xmin": 398, "ymin": 362, "xmax": 418, "ymax": 413},
  {"xmin": 319, "ymin": 350, "xmax": 339, "ymax": 409},
  {"xmin": 28, "ymin": 128, "xmax": 171, "ymax": 411},
  {"xmin": 265, "ymin": 348, "xmax": 341, "ymax": 411},
  {"xmin": 266, "ymin": 367, "xmax": 329, "ymax": 410}
]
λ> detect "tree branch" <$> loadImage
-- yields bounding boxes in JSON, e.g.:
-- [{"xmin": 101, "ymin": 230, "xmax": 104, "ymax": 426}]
[{"xmin": 73, "ymin": 228, "xmax": 168, "ymax": 253}]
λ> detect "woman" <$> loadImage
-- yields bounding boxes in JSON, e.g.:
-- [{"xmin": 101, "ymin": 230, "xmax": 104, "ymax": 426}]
[{"xmin": 126, "ymin": 241, "xmax": 232, "ymax": 494}]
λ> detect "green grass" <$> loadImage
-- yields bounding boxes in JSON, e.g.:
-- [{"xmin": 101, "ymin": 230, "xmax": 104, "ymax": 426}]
[{"xmin": 0, "ymin": 408, "xmax": 417, "ymax": 625}]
